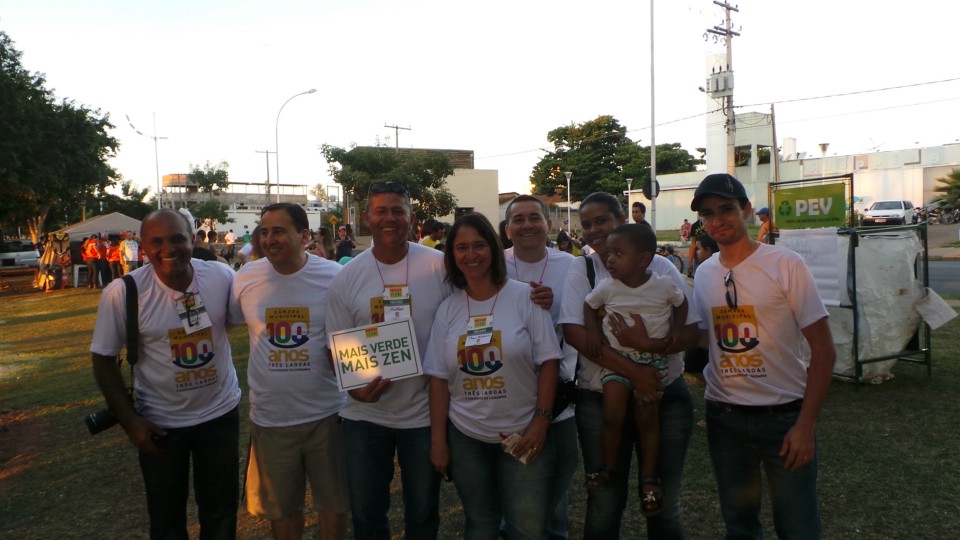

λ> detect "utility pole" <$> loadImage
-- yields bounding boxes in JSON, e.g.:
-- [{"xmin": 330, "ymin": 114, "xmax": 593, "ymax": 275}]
[
  {"xmin": 255, "ymin": 150, "xmax": 276, "ymax": 205},
  {"xmin": 706, "ymin": 1, "xmax": 740, "ymax": 176},
  {"xmin": 384, "ymin": 123, "xmax": 411, "ymax": 152}
]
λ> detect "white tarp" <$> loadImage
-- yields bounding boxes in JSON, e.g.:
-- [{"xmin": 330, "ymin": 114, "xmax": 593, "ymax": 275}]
[
  {"xmin": 778, "ymin": 229, "xmax": 924, "ymax": 382},
  {"xmin": 56, "ymin": 212, "xmax": 141, "ymax": 238}
]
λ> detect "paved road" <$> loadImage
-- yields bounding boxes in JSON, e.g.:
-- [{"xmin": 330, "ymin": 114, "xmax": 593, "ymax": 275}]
[
  {"xmin": 927, "ymin": 221, "xmax": 960, "ymax": 247},
  {"xmin": 928, "ymin": 260, "xmax": 960, "ymax": 297}
]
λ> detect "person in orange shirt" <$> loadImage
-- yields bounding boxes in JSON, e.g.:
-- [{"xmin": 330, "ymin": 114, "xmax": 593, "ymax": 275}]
[
  {"xmin": 81, "ymin": 235, "xmax": 102, "ymax": 289},
  {"xmin": 106, "ymin": 239, "xmax": 123, "ymax": 281},
  {"xmin": 756, "ymin": 207, "xmax": 777, "ymax": 244}
]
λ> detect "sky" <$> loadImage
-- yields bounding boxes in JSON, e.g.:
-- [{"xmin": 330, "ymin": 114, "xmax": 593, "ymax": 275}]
[{"xmin": 3, "ymin": 0, "xmax": 960, "ymax": 200}]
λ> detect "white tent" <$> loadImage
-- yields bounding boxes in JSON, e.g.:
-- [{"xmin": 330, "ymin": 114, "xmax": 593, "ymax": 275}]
[{"xmin": 56, "ymin": 212, "xmax": 141, "ymax": 238}]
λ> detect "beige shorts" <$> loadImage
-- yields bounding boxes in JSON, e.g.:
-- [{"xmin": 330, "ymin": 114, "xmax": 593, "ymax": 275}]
[{"xmin": 244, "ymin": 414, "xmax": 350, "ymax": 519}]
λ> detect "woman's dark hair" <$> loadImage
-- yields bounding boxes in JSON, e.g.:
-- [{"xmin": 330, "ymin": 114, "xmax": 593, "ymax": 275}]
[
  {"xmin": 556, "ymin": 230, "xmax": 572, "ymax": 253},
  {"xmin": 579, "ymin": 192, "xmax": 625, "ymax": 220},
  {"xmin": 498, "ymin": 219, "xmax": 513, "ymax": 249},
  {"xmin": 445, "ymin": 213, "xmax": 507, "ymax": 290}
]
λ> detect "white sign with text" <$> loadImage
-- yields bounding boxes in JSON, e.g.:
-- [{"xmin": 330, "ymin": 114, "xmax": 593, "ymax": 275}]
[{"xmin": 328, "ymin": 319, "xmax": 422, "ymax": 391}]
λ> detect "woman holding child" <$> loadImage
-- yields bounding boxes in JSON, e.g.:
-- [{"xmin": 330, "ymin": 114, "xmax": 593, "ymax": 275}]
[
  {"xmin": 424, "ymin": 213, "xmax": 561, "ymax": 540},
  {"xmin": 559, "ymin": 192, "xmax": 698, "ymax": 539}
]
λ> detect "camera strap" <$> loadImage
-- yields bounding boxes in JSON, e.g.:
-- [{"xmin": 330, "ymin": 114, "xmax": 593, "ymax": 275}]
[
  {"xmin": 121, "ymin": 275, "xmax": 139, "ymax": 393},
  {"xmin": 121, "ymin": 274, "xmax": 139, "ymax": 366}
]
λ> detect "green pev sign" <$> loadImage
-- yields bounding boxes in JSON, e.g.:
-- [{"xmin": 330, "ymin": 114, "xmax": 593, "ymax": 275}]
[{"xmin": 774, "ymin": 183, "xmax": 846, "ymax": 229}]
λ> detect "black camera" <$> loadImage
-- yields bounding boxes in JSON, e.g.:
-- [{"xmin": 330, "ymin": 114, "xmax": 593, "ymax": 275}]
[
  {"xmin": 84, "ymin": 408, "xmax": 120, "ymax": 435},
  {"xmin": 85, "ymin": 389, "xmax": 134, "ymax": 435}
]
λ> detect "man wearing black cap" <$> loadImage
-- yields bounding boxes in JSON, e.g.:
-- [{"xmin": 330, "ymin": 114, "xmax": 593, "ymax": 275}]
[
  {"xmin": 755, "ymin": 207, "xmax": 775, "ymax": 244},
  {"xmin": 689, "ymin": 173, "xmax": 835, "ymax": 538}
]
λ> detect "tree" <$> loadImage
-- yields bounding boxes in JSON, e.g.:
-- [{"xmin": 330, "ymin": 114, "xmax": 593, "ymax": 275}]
[
  {"xmin": 0, "ymin": 31, "xmax": 119, "ymax": 241},
  {"xmin": 310, "ymin": 183, "xmax": 330, "ymax": 201},
  {"xmin": 933, "ymin": 169, "xmax": 960, "ymax": 211},
  {"xmin": 97, "ymin": 180, "xmax": 154, "ymax": 221},
  {"xmin": 192, "ymin": 199, "xmax": 233, "ymax": 232},
  {"xmin": 320, "ymin": 144, "xmax": 457, "ymax": 221},
  {"xmin": 529, "ymin": 115, "xmax": 703, "ymax": 202},
  {"xmin": 185, "ymin": 161, "xmax": 231, "ymax": 231},
  {"xmin": 189, "ymin": 161, "xmax": 230, "ymax": 200}
]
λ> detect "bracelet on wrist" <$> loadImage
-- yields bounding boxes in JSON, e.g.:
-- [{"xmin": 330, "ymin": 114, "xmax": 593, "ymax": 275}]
[{"xmin": 533, "ymin": 408, "xmax": 553, "ymax": 420}]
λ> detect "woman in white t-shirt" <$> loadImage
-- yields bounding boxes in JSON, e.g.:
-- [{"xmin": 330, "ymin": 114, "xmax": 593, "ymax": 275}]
[{"xmin": 424, "ymin": 213, "xmax": 561, "ymax": 540}]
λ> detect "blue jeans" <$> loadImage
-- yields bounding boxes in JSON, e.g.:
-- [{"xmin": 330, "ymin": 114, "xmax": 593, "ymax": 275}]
[
  {"xmin": 138, "ymin": 406, "xmax": 239, "ymax": 540},
  {"xmin": 448, "ymin": 422, "xmax": 555, "ymax": 540},
  {"xmin": 547, "ymin": 417, "xmax": 580, "ymax": 539},
  {"xmin": 576, "ymin": 376, "xmax": 694, "ymax": 540},
  {"xmin": 343, "ymin": 419, "xmax": 440, "ymax": 540},
  {"xmin": 705, "ymin": 402, "xmax": 821, "ymax": 540}
]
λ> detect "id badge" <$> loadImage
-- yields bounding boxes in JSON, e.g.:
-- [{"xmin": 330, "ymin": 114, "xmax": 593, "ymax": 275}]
[
  {"xmin": 175, "ymin": 291, "xmax": 213, "ymax": 333},
  {"xmin": 382, "ymin": 285, "xmax": 412, "ymax": 321},
  {"xmin": 465, "ymin": 314, "xmax": 494, "ymax": 346}
]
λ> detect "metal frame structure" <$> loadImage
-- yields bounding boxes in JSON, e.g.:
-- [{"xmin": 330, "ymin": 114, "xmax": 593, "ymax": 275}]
[{"xmin": 769, "ymin": 173, "xmax": 932, "ymax": 382}]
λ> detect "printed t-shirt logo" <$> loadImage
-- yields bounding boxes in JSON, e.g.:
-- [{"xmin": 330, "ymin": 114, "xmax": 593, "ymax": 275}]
[
  {"xmin": 712, "ymin": 305, "xmax": 760, "ymax": 353},
  {"xmin": 711, "ymin": 305, "xmax": 766, "ymax": 377},
  {"xmin": 265, "ymin": 307, "xmax": 310, "ymax": 349},
  {"xmin": 169, "ymin": 327, "xmax": 215, "ymax": 368},
  {"xmin": 457, "ymin": 331, "xmax": 503, "ymax": 376}
]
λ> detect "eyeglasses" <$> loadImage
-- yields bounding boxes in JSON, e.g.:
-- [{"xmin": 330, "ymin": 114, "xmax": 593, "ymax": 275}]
[
  {"xmin": 368, "ymin": 183, "xmax": 408, "ymax": 196},
  {"xmin": 724, "ymin": 270, "xmax": 737, "ymax": 309}
]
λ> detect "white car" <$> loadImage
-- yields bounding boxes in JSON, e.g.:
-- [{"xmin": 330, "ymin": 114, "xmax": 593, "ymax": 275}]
[
  {"xmin": 862, "ymin": 200, "xmax": 917, "ymax": 226},
  {"xmin": 0, "ymin": 239, "xmax": 40, "ymax": 273}
]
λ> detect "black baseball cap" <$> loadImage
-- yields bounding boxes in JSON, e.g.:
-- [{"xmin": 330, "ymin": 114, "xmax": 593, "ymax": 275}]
[{"xmin": 690, "ymin": 173, "xmax": 749, "ymax": 211}]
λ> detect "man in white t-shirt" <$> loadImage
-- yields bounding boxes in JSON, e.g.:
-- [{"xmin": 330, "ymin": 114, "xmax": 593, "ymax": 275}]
[
  {"xmin": 119, "ymin": 231, "xmax": 139, "ymax": 274},
  {"xmin": 229, "ymin": 203, "xmax": 348, "ymax": 540},
  {"xmin": 325, "ymin": 183, "xmax": 452, "ymax": 540},
  {"xmin": 223, "ymin": 229, "xmax": 236, "ymax": 259},
  {"xmin": 690, "ymin": 173, "xmax": 835, "ymax": 538},
  {"xmin": 503, "ymin": 194, "xmax": 578, "ymax": 539},
  {"xmin": 90, "ymin": 209, "xmax": 241, "ymax": 540}
]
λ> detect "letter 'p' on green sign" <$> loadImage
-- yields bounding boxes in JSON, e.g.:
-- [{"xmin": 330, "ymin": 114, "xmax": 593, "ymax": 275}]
[{"xmin": 774, "ymin": 184, "xmax": 846, "ymax": 230}]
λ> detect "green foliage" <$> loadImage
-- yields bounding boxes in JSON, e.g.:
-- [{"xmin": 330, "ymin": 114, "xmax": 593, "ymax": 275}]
[
  {"xmin": 191, "ymin": 199, "xmax": 233, "ymax": 232},
  {"xmin": 933, "ymin": 169, "xmax": 960, "ymax": 210},
  {"xmin": 529, "ymin": 115, "xmax": 702, "ymax": 203},
  {"xmin": 0, "ymin": 31, "xmax": 119, "ymax": 241},
  {"xmin": 310, "ymin": 183, "xmax": 330, "ymax": 201},
  {"xmin": 320, "ymin": 144, "xmax": 457, "ymax": 221},
  {"xmin": 188, "ymin": 160, "xmax": 230, "ymax": 199},
  {"xmin": 95, "ymin": 180, "xmax": 154, "ymax": 221}
]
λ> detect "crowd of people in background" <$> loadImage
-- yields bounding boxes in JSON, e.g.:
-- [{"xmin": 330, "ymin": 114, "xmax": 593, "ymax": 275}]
[{"xmin": 85, "ymin": 174, "xmax": 831, "ymax": 540}]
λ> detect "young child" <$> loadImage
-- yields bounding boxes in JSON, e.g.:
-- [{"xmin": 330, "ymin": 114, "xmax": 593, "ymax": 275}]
[
  {"xmin": 582, "ymin": 224, "xmax": 688, "ymax": 516},
  {"xmin": 694, "ymin": 232, "xmax": 719, "ymax": 276}
]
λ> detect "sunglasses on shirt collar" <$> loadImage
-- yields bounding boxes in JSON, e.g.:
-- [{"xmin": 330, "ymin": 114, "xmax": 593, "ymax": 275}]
[{"xmin": 724, "ymin": 269, "xmax": 738, "ymax": 309}]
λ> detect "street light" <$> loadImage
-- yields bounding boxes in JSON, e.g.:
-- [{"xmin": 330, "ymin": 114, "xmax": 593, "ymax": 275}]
[
  {"xmin": 564, "ymin": 171, "xmax": 573, "ymax": 231},
  {"xmin": 275, "ymin": 89, "xmax": 317, "ymax": 203},
  {"xmin": 626, "ymin": 178, "xmax": 634, "ymax": 222},
  {"xmin": 126, "ymin": 114, "xmax": 167, "ymax": 209}
]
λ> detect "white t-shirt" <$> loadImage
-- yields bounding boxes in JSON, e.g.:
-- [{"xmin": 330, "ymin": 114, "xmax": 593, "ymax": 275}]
[
  {"xmin": 90, "ymin": 260, "xmax": 241, "ymax": 428},
  {"xmin": 585, "ymin": 272, "xmax": 686, "ymax": 354},
  {"xmin": 692, "ymin": 243, "xmax": 828, "ymax": 406},
  {"xmin": 325, "ymin": 242, "xmax": 452, "ymax": 429},
  {"xmin": 422, "ymin": 279, "xmax": 563, "ymax": 443},
  {"xmin": 224, "ymin": 232, "xmax": 236, "ymax": 244},
  {"xmin": 119, "ymin": 239, "xmax": 138, "ymax": 262},
  {"xmin": 238, "ymin": 242, "xmax": 253, "ymax": 259},
  {"xmin": 504, "ymin": 247, "xmax": 578, "ymax": 422},
  {"xmin": 559, "ymin": 252, "xmax": 700, "ymax": 392},
  {"xmin": 229, "ymin": 255, "xmax": 346, "ymax": 427}
]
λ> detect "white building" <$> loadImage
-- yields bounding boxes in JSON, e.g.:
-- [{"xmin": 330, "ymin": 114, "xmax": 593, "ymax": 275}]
[{"xmin": 627, "ymin": 54, "xmax": 960, "ymax": 230}]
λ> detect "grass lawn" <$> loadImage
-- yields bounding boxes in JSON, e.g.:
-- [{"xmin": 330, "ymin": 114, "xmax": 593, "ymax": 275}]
[{"xmin": 1, "ymin": 281, "xmax": 958, "ymax": 539}]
